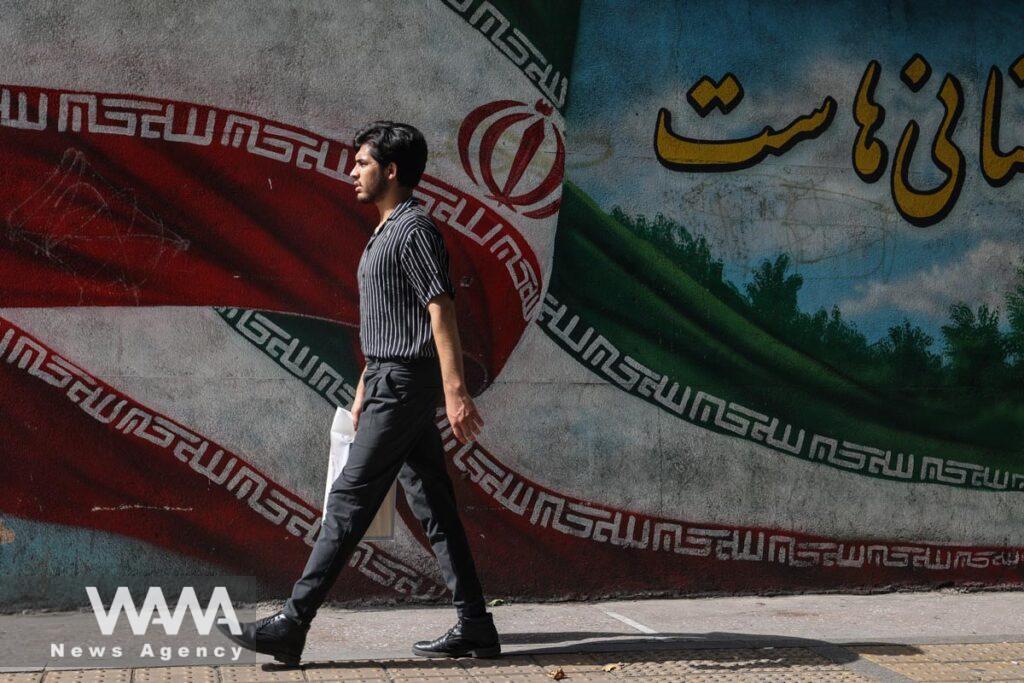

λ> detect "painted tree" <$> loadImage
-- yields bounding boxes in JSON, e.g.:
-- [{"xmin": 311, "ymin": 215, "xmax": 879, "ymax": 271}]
[
  {"xmin": 744, "ymin": 254, "xmax": 803, "ymax": 330},
  {"xmin": 941, "ymin": 303, "xmax": 1007, "ymax": 389},
  {"xmin": 610, "ymin": 207, "xmax": 743, "ymax": 307},
  {"xmin": 1005, "ymin": 261, "xmax": 1024, "ymax": 368},
  {"xmin": 877, "ymin": 319, "xmax": 942, "ymax": 391}
]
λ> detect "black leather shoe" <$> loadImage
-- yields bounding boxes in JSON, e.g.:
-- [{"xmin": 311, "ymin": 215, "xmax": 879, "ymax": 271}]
[
  {"xmin": 217, "ymin": 611, "xmax": 309, "ymax": 666},
  {"xmin": 412, "ymin": 614, "xmax": 501, "ymax": 658}
]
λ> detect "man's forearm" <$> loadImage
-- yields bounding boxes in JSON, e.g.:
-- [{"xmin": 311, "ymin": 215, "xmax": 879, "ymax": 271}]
[
  {"xmin": 429, "ymin": 297, "xmax": 466, "ymax": 393},
  {"xmin": 354, "ymin": 365, "xmax": 366, "ymax": 407},
  {"xmin": 428, "ymin": 295, "xmax": 483, "ymax": 444}
]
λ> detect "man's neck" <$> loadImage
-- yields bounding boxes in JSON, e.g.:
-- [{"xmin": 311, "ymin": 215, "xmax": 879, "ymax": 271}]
[{"xmin": 374, "ymin": 187, "xmax": 414, "ymax": 228}]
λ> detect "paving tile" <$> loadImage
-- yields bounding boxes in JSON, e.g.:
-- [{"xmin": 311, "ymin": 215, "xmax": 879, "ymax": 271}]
[
  {"xmin": 455, "ymin": 675, "xmax": 550, "ymax": 683},
  {"xmin": 302, "ymin": 660, "xmax": 387, "ymax": 680},
  {"xmin": 918, "ymin": 643, "xmax": 1024, "ymax": 662},
  {"xmin": 680, "ymin": 674, "xmax": 869, "ymax": 682},
  {"xmin": 457, "ymin": 656, "xmax": 547, "ymax": 676},
  {"xmin": 380, "ymin": 658, "xmax": 469, "ymax": 678},
  {"xmin": 857, "ymin": 642, "xmax": 1024, "ymax": 664},
  {"xmin": 531, "ymin": 653, "xmax": 609, "ymax": 673},
  {"xmin": 217, "ymin": 664, "xmax": 304, "ymax": 682},
  {"xmin": 873, "ymin": 661, "xmax": 1024, "ymax": 681},
  {"xmin": 0, "ymin": 675, "xmax": 43, "ymax": 683},
  {"xmin": 852, "ymin": 644, "xmax": 927, "ymax": 662},
  {"xmin": 132, "ymin": 667, "xmax": 217, "ymax": 683},
  {"xmin": 607, "ymin": 647, "xmax": 842, "ymax": 676},
  {"xmin": 384, "ymin": 674, "xmax": 473, "ymax": 681},
  {"xmin": 43, "ymin": 671, "xmax": 130, "ymax": 683}
]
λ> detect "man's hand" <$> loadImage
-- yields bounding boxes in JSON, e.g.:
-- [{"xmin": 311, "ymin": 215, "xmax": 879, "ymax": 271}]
[
  {"xmin": 445, "ymin": 387, "xmax": 484, "ymax": 444},
  {"xmin": 352, "ymin": 394, "xmax": 363, "ymax": 431},
  {"xmin": 351, "ymin": 369, "xmax": 366, "ymax": 431}
]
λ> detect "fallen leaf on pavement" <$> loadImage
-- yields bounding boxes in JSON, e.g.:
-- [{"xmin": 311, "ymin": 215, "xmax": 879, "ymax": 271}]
[
  {"xmin": 603, "ymin": 663, "xmax": 622, "ymax": 672},
  {"xmin": 547, "ymin": 667, "xmax": 566, "ymax": 680}
]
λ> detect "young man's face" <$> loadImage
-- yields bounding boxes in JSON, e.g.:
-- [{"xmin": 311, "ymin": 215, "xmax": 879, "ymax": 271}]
[{"xmin": 350, "ymin": 143, "xmax": 390, "ymax": 204}]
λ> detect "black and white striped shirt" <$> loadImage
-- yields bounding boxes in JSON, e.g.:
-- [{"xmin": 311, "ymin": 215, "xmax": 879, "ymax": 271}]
[{"xmin": 356, "ymin": 197, "xmax": 456, "ymax": 360}]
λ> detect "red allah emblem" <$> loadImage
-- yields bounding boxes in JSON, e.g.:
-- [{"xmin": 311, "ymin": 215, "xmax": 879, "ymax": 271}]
[{"xmin": 458, "ymin": 99, "xmax": 564, "ymax": 219}]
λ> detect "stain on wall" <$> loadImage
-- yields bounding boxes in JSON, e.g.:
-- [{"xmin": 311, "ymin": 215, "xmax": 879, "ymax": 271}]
[{"xmin": 0, "ymin": 521, "xmax": 14, "ymax": 545}]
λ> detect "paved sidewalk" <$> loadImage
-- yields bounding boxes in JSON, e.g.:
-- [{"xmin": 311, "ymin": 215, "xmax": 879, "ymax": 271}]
[{"xmin": 4, "ymin": 590, "xmax": 1024, "ymax": 680}]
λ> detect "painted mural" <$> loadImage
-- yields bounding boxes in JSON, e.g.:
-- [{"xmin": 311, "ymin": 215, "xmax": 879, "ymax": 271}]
[{"xmin": 1, "ymin": 0, "xmax": 1023, "ymax": 611}]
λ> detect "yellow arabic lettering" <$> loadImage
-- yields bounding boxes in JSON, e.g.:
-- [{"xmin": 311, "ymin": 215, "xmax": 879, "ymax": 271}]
[
  {"xmin": 654, "ymin": 93, "xmax": 836, "ymax": 173},
  {"xmin": 900, "ymin": 54, "xmax": 932, "ymax": 92},
  {"xmin": 852, "ymin": 60, "xmax": 888, "ymax": 183},
  {"xmin": 980, "ymin": 57, "xmax": 1024, "ymax": 188},
  {"xmin": 686, "ymin": 73, "xmax": 744, "ymax": 117},
  {"xmin": 890, "ymin": 73, "xmax": 965, "ymax": 227}
]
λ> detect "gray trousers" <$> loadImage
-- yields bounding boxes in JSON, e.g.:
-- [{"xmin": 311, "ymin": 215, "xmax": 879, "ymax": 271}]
[{"xmin": 284, "ymin": 357, "xmax": 486, "ymax": 624}]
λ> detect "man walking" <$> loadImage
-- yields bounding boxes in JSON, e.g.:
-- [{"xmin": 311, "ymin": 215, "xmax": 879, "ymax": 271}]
[{"xmin": 220, "ymin": 122, "xmax": 499, "ymax": 666}]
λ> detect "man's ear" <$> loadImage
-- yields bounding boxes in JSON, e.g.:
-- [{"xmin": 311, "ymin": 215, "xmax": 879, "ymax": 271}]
[{"xmin": 386, "ymin": 162, "xmax": 398, "ymax": 182}]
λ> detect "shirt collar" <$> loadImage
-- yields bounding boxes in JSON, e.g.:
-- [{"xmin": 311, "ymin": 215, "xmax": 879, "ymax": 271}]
[{"xmin": 373, "ymin": 196, "xmax": 418, "ymax": 236}]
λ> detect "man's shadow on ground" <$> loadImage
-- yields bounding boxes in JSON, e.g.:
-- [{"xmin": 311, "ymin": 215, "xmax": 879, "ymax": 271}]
[{"xmin": 293, "ymin": 631, "xmax": 922, "ymax": 675}]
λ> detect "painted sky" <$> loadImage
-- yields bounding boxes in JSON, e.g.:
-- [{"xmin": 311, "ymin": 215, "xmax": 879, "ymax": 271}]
[{"xmin": 564, "ymin": 0, "xmax": 1024, "ymax": 341}]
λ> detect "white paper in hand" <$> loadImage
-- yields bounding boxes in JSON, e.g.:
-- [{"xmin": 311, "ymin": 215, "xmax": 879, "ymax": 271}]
[
  {"xmin": 322, "ymin": 407, "xmax": 356, "ymax": 520},
  {"xmin": 322, "ymin": 406, "xmax": 395, "ymax": 539}
]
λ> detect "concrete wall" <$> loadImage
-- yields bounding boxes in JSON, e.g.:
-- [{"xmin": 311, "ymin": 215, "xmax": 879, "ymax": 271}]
[{"xmin": 1, "ymin": 0, "xmax": 1023, "ymax": 610}]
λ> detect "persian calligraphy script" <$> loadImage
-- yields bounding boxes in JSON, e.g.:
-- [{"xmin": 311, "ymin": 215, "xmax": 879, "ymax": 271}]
[{"xmin": 655, "ymin": 54, "xmax": 1024, "ymax": 228}]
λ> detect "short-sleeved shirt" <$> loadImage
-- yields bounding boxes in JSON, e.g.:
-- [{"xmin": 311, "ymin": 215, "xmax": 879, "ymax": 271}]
[{"xmin": 356, "ymin": 196, "xmax": 456, "ymax": 361}]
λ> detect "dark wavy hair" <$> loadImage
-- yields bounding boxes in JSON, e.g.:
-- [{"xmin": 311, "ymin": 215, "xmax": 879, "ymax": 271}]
[{"xmin": 353, "ymin": 121, "xmax": 428, "ymax": 188}]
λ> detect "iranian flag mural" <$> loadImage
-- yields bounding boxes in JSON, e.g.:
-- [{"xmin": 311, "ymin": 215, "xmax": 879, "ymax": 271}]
[
  {"xmin": 0, "ymin": 0, "xmax": 571, "ymax": 607},
  {"xmin": 2, "ymin": 0, "xmax": 1024, "ymax": 609}
]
